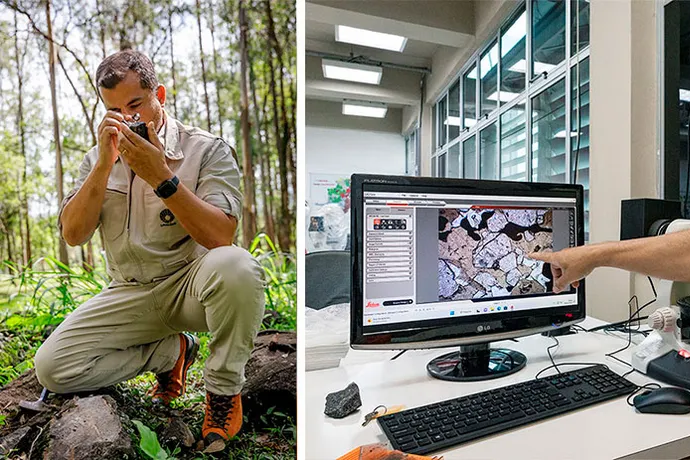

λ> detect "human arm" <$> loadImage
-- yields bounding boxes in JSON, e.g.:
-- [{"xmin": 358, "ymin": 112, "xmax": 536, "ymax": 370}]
[
  {"xmin": 118, "ymin": 121, "xmax": 239, "ymax": 249},
  {"xmin": 530, "ymin": 230, "xmax": 690, "ymax": 292},
  {"xmin": 60, "ymin": 111, "xmax": 125, "ymax": 246}
]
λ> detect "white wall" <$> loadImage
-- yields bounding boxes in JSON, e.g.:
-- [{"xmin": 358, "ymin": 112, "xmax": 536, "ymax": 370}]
[{"xmin": 306, "ymin": 126, "xmax": 406, "ymax": 192}]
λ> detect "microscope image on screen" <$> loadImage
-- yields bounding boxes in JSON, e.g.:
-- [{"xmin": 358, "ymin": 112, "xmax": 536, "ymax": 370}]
[{"xmin": 438, "ymin": 207, "xmax": 554, "ymax": 301}]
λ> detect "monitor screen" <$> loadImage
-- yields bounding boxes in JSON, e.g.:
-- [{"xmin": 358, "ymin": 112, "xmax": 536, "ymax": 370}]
[{"xmin": 351, "ymin": 174, "xmax": 585, "ymax": 349}]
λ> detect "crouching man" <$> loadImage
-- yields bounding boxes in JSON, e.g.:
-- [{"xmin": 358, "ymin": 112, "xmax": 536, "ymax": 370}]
[{"xmin": 34, "ymin": 49, "xmax": 265, "ymax": 450}]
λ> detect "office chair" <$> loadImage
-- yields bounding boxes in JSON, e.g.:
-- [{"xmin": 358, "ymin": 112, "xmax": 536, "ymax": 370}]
[{"xmin": 305, "ymin": 250, "xmax": 350, "ymax": 310}]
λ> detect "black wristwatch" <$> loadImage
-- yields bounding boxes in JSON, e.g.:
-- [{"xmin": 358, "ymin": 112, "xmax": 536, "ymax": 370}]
[{"xmin": 154, "ymin": 175, "xmax": 179, "ymax": 199}]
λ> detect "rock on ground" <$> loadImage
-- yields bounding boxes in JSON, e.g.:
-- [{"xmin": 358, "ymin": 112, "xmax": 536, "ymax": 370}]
[
  {"xmin": 43, "ymin": 395, "xmax": 134, "ymax": 460},
  {"xmin": 243, "ymin": 330, "xmax": 297, "ymax": 425}
]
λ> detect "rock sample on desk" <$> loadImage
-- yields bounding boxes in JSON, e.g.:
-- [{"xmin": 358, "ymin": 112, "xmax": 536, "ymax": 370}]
[{"xmin": 324, "ymin": 382, "xmax": 362, "ymax": 418}]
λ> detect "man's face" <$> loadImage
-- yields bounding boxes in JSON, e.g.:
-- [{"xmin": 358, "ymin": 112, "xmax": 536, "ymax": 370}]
[{"xmin": 100, "ymin": 70, "xmax": 165, "ymax": 131}]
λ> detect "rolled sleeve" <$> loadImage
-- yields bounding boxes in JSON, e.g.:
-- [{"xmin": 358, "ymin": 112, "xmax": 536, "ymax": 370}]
[
  {"xmin": 58, "ymin": 150, "xmax": 94, "ymax": 235},
  {"xmin": 196, "ymin": 140, "xmax": 243, "ymax": 219}
]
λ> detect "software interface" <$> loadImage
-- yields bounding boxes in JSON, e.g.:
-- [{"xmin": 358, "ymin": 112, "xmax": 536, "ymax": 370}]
[{"xmin": 362, "ymin": 190, "xmax": 578, "ymax": 327}]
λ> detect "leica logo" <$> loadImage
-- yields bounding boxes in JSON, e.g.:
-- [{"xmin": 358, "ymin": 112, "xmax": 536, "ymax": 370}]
[{"xmin": 366, "ymin": 301, "xmax": 380, "ymax": 308}]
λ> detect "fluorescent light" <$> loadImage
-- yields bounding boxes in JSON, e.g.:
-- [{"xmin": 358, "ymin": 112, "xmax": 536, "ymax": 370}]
[
  {"xmin": 680, "ymin": 89, "xmax": 690, "ymax": 102},
  {"xmin": 487, "ymin": 91, "xmax": 520, "ymax": 102},
  {"xmin": 322, "ymin": 59, "xmax": 383, "ymax": 85},
  {"xmin": 336, "ymin": 25, "xmax": 407, "ymax": 52},
  {"xmin": 342, "ymin": 100, "xmax": 388, "ymax": 118},
  {"xmin": 509, "ymin": 59, "xmax": 556, "ymax": 74},
  {"xmin": 464, "ymin": 118, "xmax": 477, "ymax": 127}
]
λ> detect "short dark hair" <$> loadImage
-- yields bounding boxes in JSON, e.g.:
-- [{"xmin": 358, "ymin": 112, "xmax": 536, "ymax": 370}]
[{"xmin": 96, "ymin": 49, "xmax": 158, "ymax": 91}]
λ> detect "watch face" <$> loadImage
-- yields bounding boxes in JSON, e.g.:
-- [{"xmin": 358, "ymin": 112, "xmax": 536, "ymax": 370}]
[{"xmin": 157, "ymin": 178, "xmax": 178, "ymax": 198}]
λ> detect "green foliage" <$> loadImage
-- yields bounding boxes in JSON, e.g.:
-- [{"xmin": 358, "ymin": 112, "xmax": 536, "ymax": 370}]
[
  {"xmin": 249, "ymin": 234, "xmax": 296, "ymax": 330},
  {"xmin": 133, "ymin": 420, "xmax": 176, "ymax": 460}
]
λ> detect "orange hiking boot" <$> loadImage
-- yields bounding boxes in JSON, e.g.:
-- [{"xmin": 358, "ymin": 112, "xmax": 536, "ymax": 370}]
[
  {"xmin": 149, "ymin": 332, "xmax": 199, "ymax": 405},
  {"xmin": 202, "ymin": 392, "xmax": 243, "ymax": 452}
]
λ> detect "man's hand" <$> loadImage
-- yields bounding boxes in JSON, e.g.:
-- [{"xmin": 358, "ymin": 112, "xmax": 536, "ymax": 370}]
[
  {"xmin": 529, "ymin": 246, "xmax": 597, "ymax": 293},
  {"xmin": 118, "ymin": 121, "xmax": 173, "ymax": 188},
  {"xmin": 97, "ymin": 110, "xmax": 125, "ymax": 168}
]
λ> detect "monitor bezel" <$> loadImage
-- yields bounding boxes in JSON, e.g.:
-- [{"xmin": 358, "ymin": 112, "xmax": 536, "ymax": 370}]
[{"xmin": 350, "ymin": 174, "xmax": 586, "ymax": 350}]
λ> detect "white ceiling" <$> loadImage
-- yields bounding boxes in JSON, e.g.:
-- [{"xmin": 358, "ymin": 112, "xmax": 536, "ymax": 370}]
[{"xmin": 305, "ymin": 0, "xmax": 477, "ymax": 115}]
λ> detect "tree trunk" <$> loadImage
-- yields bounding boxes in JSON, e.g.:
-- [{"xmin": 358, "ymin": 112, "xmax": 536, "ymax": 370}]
[
  {"xmin": 46, "ymin": 0, "xmax": 68, "ymax": 267},
  {"xmin": 249, "ymin": 51, "xmax": 275, "ymax": 243},
  {"xmin": 168, "ymin": 3, "xmax": 178, "ymax": 118},
  {"xmin": 96, "ymin": 0, "xmax": 106, "ymax": 58},
  {"xmin": 195, "ymin": 0, "xmax": 212, "ymax": 132},
  {"xmin": 14, "ymin": 10, "xmax": 31, "ymax": 268},
  {"xmin": 238, "ymin": 1, "xmax": 256, "ymax": 248},
  {"xmin": 208, "ymin": 0, "xmax": 223, "ymax": 138},
  {"xmin": 263, "ymin": 0, "xmax": 291, "ymax": 251}
]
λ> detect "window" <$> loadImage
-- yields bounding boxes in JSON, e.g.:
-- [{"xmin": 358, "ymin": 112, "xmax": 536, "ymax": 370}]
[
  {"xmin": 438, "ymin": 96, "xmax": 448, "ymax": 147},
  {"xmin": 500, "ymin": 101, "xmax": 527, "ymax": 181},
  {"xmin": 463, "ymin": 135, "xmax": 477, "ymax": 179},
  {"xmin": 438, "ymin": 152, "xmax": 447, "ymax": 177},
  {"xmin": 431, "ymin": 156, "xmax": 437, "ymax": 177},
  {"xmin": 430, "ymin": 0, "xmax": 589, "ymax": 235},
  {"xmin": 532, "ymin": 0, "xmax": 565, "ymax": 78},
  {"xmin": 480, "ymin": 42, "xmax": 499, "ymax": 116},
  {"xmin": 463, "ymin": 66, "xmax": 477, "ymax": 128},
  {"xmin": 405, "ymin": 129, "xmax": 418, "ymax": 175},
  {"xmin": 448, "ymin": 81, "xmax": 460, "ymax": 141},
  {"xmin": 532, "ymin": 78, "xmax": 566, "ymax": 183},
  {"xmin": 448, "ymin": 143, "xmax": 461, "ymax": 178},
  {"xmin": 572, "ymin": 58, "xmax": 590, "ymax": 233},
  {"xmin": 501, "ymin": 9, "xmax": 527, "ymax": 100},
  {"xmin": 480, "ymin": 123, "xmax": 499, "ymax": 180},
  {"xmin": 571, "ymin": 0, "xmax": 590, "ymax": 55}
]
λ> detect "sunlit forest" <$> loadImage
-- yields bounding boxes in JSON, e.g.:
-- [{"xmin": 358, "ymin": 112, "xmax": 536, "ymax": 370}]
[{"xmin": 0, "ymin": 0, "xmax": 296, "ymax": 458}]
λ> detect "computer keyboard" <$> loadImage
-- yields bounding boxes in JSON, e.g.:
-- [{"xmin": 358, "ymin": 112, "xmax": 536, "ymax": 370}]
[{"xmin": 377, "ymin": 364, "xmax": 637, "ymax": 455}]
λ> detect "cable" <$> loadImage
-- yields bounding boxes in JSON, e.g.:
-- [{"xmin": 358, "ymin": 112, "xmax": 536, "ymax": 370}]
[
  {"xmin": 535, "ymin": 362, "xmax": 609, "ymax": 380},
  {"xmin": 547, "ymin": 337, "xmax": 561, "ymax": 374},
  {"xmin": 626, "ymin": 383, "xmax": 662, "ymax": 407}
]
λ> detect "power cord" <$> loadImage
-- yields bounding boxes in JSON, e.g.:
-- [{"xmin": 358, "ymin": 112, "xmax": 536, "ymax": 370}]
[{"xmin": 537, "ymin": 277, "xmax": 656, "ymax": 380}]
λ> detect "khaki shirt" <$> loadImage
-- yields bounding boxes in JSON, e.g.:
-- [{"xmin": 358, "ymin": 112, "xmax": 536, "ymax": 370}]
[{"xmin": 59, "ymin": 113, "xmax": 243, "ymax": 285}]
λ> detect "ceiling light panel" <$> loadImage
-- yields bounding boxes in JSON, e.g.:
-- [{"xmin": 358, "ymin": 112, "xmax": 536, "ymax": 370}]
[
  {"xmin": 336, "ymin": 25, "xmax": 407, "ymax": 52},
  {"xmin": 322, "ymin": 59, "xmax": 383, "ymax": 85}
]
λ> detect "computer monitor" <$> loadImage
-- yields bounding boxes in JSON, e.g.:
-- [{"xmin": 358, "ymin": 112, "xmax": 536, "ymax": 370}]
[{"xmin": 350, "ymin": 174, "xmax": 586, "ymax": 382}]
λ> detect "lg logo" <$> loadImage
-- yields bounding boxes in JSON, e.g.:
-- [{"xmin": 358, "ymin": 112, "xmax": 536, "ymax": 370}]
[{"xmin": 476, "ymin": 324, "xmax": 491, "ymax": 332}]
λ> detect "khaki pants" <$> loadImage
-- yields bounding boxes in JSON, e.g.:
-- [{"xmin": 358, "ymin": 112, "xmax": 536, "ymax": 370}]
[{"xmin": 34, "ymin": 246, "xmax": 266, "ymax": 395}]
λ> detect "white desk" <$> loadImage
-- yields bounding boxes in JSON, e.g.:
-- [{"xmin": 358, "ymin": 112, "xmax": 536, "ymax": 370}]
[{"xmin": 305, "ymin": 317, "xmax": 690, "ymax": 459}]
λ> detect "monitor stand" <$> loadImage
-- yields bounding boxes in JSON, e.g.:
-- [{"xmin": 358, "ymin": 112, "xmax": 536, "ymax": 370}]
[{"xmin": 426, "ymin": 343, "xmax": 526, "ymax": 382}]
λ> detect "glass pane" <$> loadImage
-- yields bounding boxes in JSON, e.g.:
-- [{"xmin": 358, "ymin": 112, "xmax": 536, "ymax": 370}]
[
  {"xmin": 406, "ymin": 131, "xmax": 417, "ymax": 175},
  {"xmin": 463, "ymin": 65, "xmax": 477, "ymax": 129},
  {"xmin": 439, "ymin": 96, "xmax": 448, "ymax": 147},
  {"xmin": 448, "ymin": 81, "xmax": 460, "ymax": 141},
  {"xmin": 448, "ymin": 143, "xmax": 461, "ymax": 178},
  {"xmin": 463, "ymin": 135, "xmax": 477, "ymax": 179},
  {"xmin": 480, "ymin": 42, "xmax": 499, "ymax": 116},
  {"xmin": 439, "ymin": 152, "xmax": 447, "ymax": 177},
  {"xmin": 532, "ymin": 78, "xmax": 567, "ymax": 183},
  {"xmin": 501, "ymin": 10, "xmax": 526, "ymax": 101},
  {"xmin": 432, "ymin": 103, "xmax": 437, "ymax": 150},
  {"xmin": 500, "ymin": 101, "xmax": 527, "ymax": 181},
  {"xmin": 480, "ymin": 123, "xmax": 499, "ymax": 180},
  {"xmin": 571, "ymin": 58, "xmax": 590, "ymax": 236},
  {"xmin": 532, "ymin": 0, "xmax": 565, "ymax": 78},
  {"xmin": 431, "ymin": 156, "xmax": 437, "ymax": 177},
  {"xmin": 571, "ymin": 0, "xmax": 590, "ymax": 55}
]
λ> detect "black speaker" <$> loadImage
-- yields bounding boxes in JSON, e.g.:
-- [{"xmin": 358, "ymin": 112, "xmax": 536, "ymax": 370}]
[{"xmin": 620, "ymin": 198, "xmax": 682, "ymax": 240}]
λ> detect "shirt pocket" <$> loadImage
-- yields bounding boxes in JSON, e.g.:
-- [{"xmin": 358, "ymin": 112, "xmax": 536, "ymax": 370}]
[
  {"xmin": 142, "ymin": 188, "xmax": 189, "ymax": 247},
  {"xmin": 101, "ymin": 185, "xmax": 128, "ymax": 241}
]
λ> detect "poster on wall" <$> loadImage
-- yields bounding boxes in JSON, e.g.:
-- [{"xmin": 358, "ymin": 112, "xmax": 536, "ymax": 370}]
[{"xmin": 308, "ymin": 173, "xmax": 351, "ymax": 207}]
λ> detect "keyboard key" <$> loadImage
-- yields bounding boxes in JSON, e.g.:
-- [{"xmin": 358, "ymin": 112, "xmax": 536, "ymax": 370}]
[{"xmin": 400, "ymin": 441, "xmax": 417, "ymax": 452}]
